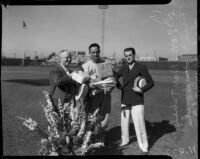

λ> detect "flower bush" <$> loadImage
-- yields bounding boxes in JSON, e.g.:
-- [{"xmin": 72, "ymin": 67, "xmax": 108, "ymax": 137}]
[{"xmin": 17, "ymin": 90, "xmax": 105, "ymax": 156}]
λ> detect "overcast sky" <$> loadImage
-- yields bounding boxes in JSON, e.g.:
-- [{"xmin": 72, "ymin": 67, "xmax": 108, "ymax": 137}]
[{"xmin": 2, "ymin": 0, "xmax": 197, "ymax": 60}]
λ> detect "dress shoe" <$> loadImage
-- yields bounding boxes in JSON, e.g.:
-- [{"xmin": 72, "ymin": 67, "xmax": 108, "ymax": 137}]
[
  {"xmin": 119, "ymin": 141, "xmax": 129, "ymax": 147},
  {"xmin": 140, "ymin": 151, "xmax": 148, "ymax": 155},
  {"xmin": 139, "ymin": 148, "xmax": 149, "ymax": 155}
]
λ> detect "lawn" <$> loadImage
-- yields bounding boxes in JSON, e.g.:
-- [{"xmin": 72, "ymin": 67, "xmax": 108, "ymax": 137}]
[{"xmin": 1, "ymin": 66, "xmax": 197, "ymax": 157}]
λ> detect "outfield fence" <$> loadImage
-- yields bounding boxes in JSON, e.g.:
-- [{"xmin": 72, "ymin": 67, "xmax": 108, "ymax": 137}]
[
  {"xmin": 139, "ymin": 61, "xmax": 197, "ymax": 70},
  {"xmin": 1, "ymin": 58, "xmax": 45, "ymax": 66},
  {"xmin": 1, "ymin": 58, "xmax": 197, "ymax": 70}
]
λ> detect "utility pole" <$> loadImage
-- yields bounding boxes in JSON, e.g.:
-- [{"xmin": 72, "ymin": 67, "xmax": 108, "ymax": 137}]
[
  {"xmin": 154, "ymin": 49, "xmax": 157, "ymax": 61},
  {"xmin": 98, "ymin": 5, "xmax": 109, "ymax": 57},
  {"xmin": 22, "ymin": 52, "xmax": 25, "ymax": 67},
  {"xmin": 41, "ymin": 52, "xmax": 43, "ymax": 60}
]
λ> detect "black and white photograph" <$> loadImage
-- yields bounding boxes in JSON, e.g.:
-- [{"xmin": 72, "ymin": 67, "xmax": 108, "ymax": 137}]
[{"xmin": 1, "ymin": 0, "xmax": 197, "ymax": 157}]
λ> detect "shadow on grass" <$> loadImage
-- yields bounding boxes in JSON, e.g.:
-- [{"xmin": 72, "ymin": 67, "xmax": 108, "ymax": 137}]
[
  {"xmin": 93, "ymin": 125, "xmax": 137, "ymax": 155},
  {"xmin": 94, "ymin": 120, "xmax": 176, "ymax": 155},
  {"xmin": 3, "ymin": 79, "xmax": 50, "ymax": 86},
  {"xmin": 146, "ymin": 120, "xmax": 176, "ymax": 150},
  {"xmin": 93, "ymin": 126, "xmax": 123, "ymax": 155},
  {"xmin": 36, "ymin": 128, "xmax": 49, "ymax": 139}
]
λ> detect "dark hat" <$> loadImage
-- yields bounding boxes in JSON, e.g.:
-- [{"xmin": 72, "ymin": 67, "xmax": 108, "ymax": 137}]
[{"xmin": 134, "ymin": 76, "xmax": 147, "ymax": 89}]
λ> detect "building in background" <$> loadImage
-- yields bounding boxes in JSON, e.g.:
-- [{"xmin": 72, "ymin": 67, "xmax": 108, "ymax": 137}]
[
  {"xmin": 158, "ymin": 57, "xmax": 168, "ymax": 61},
  {"xmin": 69, "ymin": 51, "xmax": 87, "ymax": 64},
  {"xmin": 139, "ymin": 56, "xmax": 158, "ymax": 61},
  {"xmin": 77, "ymin": 51, "xmax": 86, "ymax": 62},
  {"xmin": 178, "ymin": 54, "xmax": 197, "ymax": 62}
]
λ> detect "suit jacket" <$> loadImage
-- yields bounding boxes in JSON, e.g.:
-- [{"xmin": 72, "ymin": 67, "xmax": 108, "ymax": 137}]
[
  {"xmin": 49, "ymin": 64, "xmax": 76, "ymax": 104},
  {"xmin": 115, "ymin": 62, "xmax": 154, "ymax": 106}
]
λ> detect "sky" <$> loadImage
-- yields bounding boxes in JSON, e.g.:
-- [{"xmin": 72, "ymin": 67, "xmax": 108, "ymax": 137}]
[{"xmin": 2, "ymin": 0, "xmax": 197, "ymax": 60}]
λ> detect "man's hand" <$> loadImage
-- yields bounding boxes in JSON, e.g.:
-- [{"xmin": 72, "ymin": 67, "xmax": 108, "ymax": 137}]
[
  {"xmin": 104, "ymin": 86, "xmax": 115, "ymax": 93},
  {"xmin": 101, "ymin": 116, "xmax": 109, "ymax": 129},
  {"xmin": 89, "ymin": 82, "xmax": 96, "ymax": 88},
  {"xmin": 132, "ymin": 86, "xmax": 142, "ymax": 94},
  {"xmin": 101, "ymin": 113, "xmax": 110, "ymax": 129},
  {"xmin": 89, "ymin": 78, "xmax": 101, "ymax": 88}
]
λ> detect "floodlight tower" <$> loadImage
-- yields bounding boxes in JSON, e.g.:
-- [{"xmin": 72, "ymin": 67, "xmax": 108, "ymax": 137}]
[{"xmin": 98, "ymin": 5, "xmax": 109, "ymax": 57}]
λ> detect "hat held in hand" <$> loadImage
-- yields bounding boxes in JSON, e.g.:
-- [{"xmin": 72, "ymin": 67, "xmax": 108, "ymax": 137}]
[
  {"xmin": 71, "ymin": 71, "xmax": 90, "ymax": 84},
  {"xmin": 134, "ymin": 76, "xmax": 147, "ymax": 89}
]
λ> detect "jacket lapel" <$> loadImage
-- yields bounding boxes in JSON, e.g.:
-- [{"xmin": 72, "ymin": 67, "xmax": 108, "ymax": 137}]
[
  {"xmin": 58, "ymin": 64, "xmax": 67, "ymax": 75},
  {"xmin": 123, "ymin": 62, "xmax": 138, "ymax": 86},
  {"xmin": 123, "ymin": 64, "xmax": 131, "ymax": 86}
]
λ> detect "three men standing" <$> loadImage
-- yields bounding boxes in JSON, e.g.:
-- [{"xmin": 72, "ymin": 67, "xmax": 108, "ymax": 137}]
[{"xmin": 49, "ymin": 44, "xmax": 154, "ymax": 154}]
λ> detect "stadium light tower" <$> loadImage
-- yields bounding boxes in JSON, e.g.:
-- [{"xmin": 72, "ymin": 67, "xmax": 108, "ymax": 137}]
[{"xmin": 98, "ymin": 5, "xmax": 109, "ymax": 57}]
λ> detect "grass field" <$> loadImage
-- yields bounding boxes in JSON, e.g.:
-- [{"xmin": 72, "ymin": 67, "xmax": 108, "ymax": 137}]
[{"xmin": 1, "ymin": 66, "xmax": 197, "ymax": 157}]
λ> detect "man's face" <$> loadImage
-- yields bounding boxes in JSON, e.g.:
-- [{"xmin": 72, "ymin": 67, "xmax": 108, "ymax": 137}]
[
  {"xmin": 124, "ymin": 50, "xmax": 135, "ymax": 64},
  {"xmin": 60, "ymin": 51, "xmax": 71, "ymax": 66},
  {"xmin": 89, "ymin": 46, "xmax": 100, "ymax": 63}
]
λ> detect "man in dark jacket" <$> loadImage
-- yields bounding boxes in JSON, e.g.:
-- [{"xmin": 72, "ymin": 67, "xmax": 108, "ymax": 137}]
[
  {"xmin": 115, "ymin": 47, "xmax": 154, "ymax": 153},
  {"xmin": 49, "ymin": 50, "xmax": 77, "ymax": 105}
]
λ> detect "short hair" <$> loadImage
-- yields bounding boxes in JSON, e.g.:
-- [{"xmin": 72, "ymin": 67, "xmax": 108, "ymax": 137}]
[
  {"xmin": 59, "ymin": 50, "xmax": 71, "ymax": 60},
  {"xmin": 124, "ymin": 47, "xmax": 135, "ymax": 55},
  {"xmin": 88, "ymin": 43, "xmax": 100, "ymax": 51},
  {"xmin": 60, "ymin": 50, "xmax": 68, "ymax": 53}
]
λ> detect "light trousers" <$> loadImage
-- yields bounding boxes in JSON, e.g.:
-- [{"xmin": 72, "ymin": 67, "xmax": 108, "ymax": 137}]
[{"xmin": 121, "ymin": 104, "xmax": 148, "ymax": 151}]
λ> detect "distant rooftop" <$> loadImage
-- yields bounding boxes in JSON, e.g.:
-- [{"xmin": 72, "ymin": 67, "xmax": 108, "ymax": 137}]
[{"xmin": 181, "ymin": 54, "xmax": 197, "ymax": 56}]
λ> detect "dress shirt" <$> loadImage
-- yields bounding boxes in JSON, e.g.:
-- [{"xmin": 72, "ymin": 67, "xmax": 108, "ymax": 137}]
[{"xmin": 129, "ymin": 62, "xmax": 135, "ymax": 71}]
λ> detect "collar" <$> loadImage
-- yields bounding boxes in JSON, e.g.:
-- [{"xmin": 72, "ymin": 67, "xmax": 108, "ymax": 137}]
[
  {"xmin": 129, "ymin": 62, "xmax": 135, "ymax": 70},
  {"xmin": 60, "ymin": 63, "xmax": 70, "ymax": 74},
  {"xmin": 60, "ymin": 63, "xmax": 66, "ymax": 70}
]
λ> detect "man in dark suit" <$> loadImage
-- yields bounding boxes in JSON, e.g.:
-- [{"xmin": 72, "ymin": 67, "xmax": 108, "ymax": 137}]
[
  {"xmin": 49, "ymin": 50, "xmax": 77, "ymax": 105},
  {"xmin": 115, "ymin": 47, "xmax": 154, "ymax": 153}
]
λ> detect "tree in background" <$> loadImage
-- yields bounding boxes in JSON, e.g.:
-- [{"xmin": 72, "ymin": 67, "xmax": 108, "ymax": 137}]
[
  {"xmin": 25, "ymin": 56, "xmax": 31, "ymax": 60},
  {"xmin": 34, "ymin": 55, "xmax": 39, "ymax": 60},
  {"xmin": 48, "ymin": 52, "xmax": 56, "ymax": 60},
  {"xmin": 112, "ymin": 52, "xmax": 116, "ymax": 60}
]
